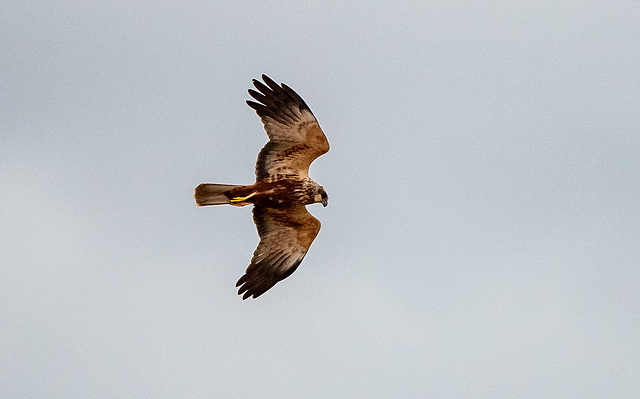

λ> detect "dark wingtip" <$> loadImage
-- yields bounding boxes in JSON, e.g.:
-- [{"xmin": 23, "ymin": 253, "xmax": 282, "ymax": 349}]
[
  {"xmin": 261, "ymin": 74, "xmax": 274, "ymax": 84},
  {"xmin": 246, "ymin": 100, "xmax": 261, "ymax": 110}
]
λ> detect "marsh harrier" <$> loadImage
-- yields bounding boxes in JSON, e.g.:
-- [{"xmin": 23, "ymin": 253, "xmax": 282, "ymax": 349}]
[{"xmin": 195, "ymin": 75, "xmax": 329, "ymax": 299}]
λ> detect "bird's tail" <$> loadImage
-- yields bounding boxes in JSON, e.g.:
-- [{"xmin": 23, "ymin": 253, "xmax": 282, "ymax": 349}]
[{"xmin": 194, "ymin": 183, "xmax": 244, "ymax": 206}]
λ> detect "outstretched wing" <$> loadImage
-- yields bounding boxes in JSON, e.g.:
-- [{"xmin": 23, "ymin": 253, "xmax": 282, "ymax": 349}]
[
  {"xmin": 236, "ymin": 205, "xmax": 321, "ymax": 299},
  {"xmin": 247, "ymin": 75, "xmax": 330, "ymax": 180}
]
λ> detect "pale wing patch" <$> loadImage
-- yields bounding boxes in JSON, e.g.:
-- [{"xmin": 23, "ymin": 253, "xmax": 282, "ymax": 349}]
[
  {"xmin": 255, "ymin": 141, "xmax": 314, "ymax": 180},
  {"xmin": 259, "ymin": 108, "xmax": 319, "ymax": 143}
]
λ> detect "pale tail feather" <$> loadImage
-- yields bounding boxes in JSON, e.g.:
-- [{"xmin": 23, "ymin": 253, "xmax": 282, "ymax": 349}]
[{"xmin": 194, "ymin": 183, "xmax": 244, "ymax": 206}]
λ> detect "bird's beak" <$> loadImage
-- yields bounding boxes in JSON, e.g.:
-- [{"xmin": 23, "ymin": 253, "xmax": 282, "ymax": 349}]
[{"xmin": 322, "ymin": 197, "xmax": 328, "ymax": 207}]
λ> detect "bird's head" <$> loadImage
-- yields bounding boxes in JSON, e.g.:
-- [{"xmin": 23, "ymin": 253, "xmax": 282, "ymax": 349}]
[{"xmin": 314, "ymin": 186, "xmax": 328, "ymax": 207}]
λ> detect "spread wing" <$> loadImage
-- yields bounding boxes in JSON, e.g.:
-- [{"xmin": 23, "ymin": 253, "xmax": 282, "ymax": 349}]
[
  {"xmin": 247, "ymin": 75, "xmax": 330, "ymax": 180},
  {"xmin": 236, "ymin": 205, "xmax": 321, "ymax": 299}
]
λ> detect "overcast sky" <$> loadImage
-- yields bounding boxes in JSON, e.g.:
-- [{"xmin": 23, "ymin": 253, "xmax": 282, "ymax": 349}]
[{"xmin": 2, "ymin": 1, "xmax": 639, "ymax": 398}]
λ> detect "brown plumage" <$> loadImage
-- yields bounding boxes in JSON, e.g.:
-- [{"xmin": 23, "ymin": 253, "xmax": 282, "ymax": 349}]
[{"xmin": 194, "ymin": 75, "xmax": 329, "ymax": 299}]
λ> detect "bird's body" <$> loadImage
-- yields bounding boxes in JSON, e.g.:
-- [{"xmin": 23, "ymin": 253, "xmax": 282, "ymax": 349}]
[
  {"xmin": 195, "ymin": 75, "xmax": 329, "ymax": 299},
  {"xmin": 195, "ymin": 177, "xmax": 325, "ymax": 208}
]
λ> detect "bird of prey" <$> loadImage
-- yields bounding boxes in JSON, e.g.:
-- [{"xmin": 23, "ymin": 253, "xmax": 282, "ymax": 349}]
[{"xmin": 194, "ymin": 75, "xmax": 329, "ymax": 300}]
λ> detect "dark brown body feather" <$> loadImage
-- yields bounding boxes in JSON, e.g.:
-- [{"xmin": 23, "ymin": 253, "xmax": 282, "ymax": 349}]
[{"xmin": 228, "ymin": 178, "xmax": 318, "ymax": 207}]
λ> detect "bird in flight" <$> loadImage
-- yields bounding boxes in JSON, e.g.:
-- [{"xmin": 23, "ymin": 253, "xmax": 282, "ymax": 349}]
[{"xmin": 195, "ymin": 75, "xmax": 329, "ymax": 299}]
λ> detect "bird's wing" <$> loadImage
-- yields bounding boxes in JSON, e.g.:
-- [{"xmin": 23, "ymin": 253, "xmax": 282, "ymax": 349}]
[
  {"xmin": 236, "ymin": 205, "xmax": 321, "ymax": 299},
  {"xmin": 247, "ymin": 75, "xmax": 330, "ymax": 180}
]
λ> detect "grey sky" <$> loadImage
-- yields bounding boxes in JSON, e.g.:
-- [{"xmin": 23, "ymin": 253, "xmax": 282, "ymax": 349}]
[{"xmin": 2, "ymin": 1, "xmax": 639, "ymax": 397}]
